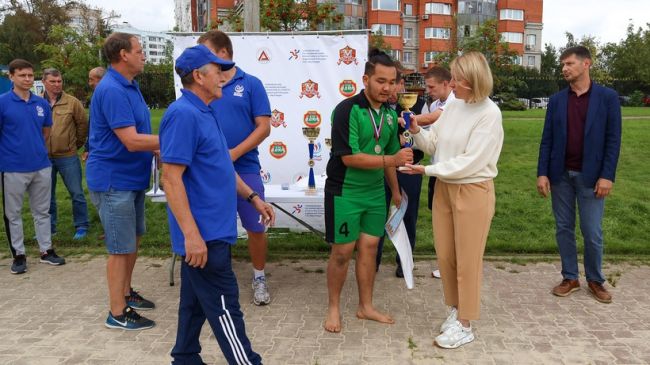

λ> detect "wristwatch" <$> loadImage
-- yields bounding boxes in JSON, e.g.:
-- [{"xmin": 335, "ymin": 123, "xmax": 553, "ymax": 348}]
[{"xmin": 246, "ymin": 191, "xmax": 259, "ymax": 203}]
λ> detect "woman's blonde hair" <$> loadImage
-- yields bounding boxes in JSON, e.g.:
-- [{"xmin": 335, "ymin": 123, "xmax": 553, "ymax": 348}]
[{"xmin": 450, "ymin": 52, "xmax": 493, "ymax": 103}]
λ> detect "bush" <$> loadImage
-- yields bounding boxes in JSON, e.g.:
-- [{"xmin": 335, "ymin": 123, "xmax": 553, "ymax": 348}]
[
  {"xmin": 495, "ymin": 93, "xmax": 527, "ymax": 111},
  {"xmin": 629, "ymin": 90, "xmax": 645, "ymax": 107}
]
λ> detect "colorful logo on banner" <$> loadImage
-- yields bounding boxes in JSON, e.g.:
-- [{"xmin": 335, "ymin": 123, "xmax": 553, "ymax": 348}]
[
  {"xmin": 303, "ymin": 110, "xmax": 322, "ymax": 128},
  {"xmin": 257, "ymin": 48, "xmax": 271, "ymax": 63},
  {"xmin": 260, "ymin": 169, "xmax": 272, "ymax": 184},
  {"xmin": 338, "ymin": 46, "xmax": 359, "ymax": 65},
  {"xmin": 289, "ymin": 49, "xmax": 300, "ymax": 60},
  {"xmin": 292, "ymin": 204, "xmax": 303, "ymax": 214},
  {"xmin": 271, "ymin": 109, "xmax": 287, "ymax": 128},
  {"xmin": 269, "ymin": 142, "xmax": 288, "ymax": 159},
  {"xmin": 299, "ymin": 79, "xmax": 321, "ymax": 99},
  {"xmin": 292, "ymin": 173, "xmax": 306, "ymax": 184},
  {"xmin": 313, "ymin": 142, "xmax": 323, "ymax": 161},
  {"xmin": 339, "ymin": 80, "xmax": 357, "ymax": 97}
]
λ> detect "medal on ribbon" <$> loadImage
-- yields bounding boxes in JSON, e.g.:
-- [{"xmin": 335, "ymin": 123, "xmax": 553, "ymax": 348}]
[{"xmin": 368, "ymin": 108, "xmax": 384, "ymax": 155}]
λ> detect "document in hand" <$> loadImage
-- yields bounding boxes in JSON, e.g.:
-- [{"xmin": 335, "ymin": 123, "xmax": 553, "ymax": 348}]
[
  {"xmin": 385, "ymin": 190, "xmax": 414, "ymax": 289},
  {"xmin": 385, "ymin": 188, "xmax": 408, "ymax": 236}
]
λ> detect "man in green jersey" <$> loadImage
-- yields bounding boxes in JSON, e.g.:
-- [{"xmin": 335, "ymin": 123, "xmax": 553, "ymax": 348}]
[{"xmin": 324, "ymin": 49, "xmax": 414, "ymax": 333}]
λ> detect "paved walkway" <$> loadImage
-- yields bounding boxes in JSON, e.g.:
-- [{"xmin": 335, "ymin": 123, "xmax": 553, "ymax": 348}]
[{"xmin": 1, "ymin": 256, "xmax": 649, "ymax": 365}]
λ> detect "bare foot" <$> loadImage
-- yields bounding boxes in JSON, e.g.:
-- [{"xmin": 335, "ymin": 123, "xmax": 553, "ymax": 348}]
[
  {"xmin": 356, "ymin": 306, "xmax": 395, "ymax": 324},
  {"xmin": 324, "ymin": 307, "xmax": 342, "ymax": 333}
]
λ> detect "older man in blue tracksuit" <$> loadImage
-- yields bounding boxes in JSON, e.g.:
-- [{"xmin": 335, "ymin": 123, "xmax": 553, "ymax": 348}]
[{"xmin": 161, "ymin": 44, "xmax": 275, "ymax": 365}]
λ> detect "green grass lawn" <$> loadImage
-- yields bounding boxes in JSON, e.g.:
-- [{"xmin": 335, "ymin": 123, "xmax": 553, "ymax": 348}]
[{"xmin": 2, "ymin": 108, "xmax": 649, "ymax": 260}]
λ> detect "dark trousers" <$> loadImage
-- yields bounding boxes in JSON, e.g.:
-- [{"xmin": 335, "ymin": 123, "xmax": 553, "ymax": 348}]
[
  {"xmin": 427, "ymin": 176, "xmax": 437, "ymax": 210},
  {"xmin": 171, "ymin": 241, "xmax": 262, "ymax": 365},
  {"xmin": 376, "ymin": 171, "xmax": 423, "ymax": 269}
]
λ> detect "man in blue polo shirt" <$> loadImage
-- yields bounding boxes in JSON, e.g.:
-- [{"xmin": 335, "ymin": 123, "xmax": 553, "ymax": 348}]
[
  {"xmin": 161, "ymin": 44, "xmax": 274, "ymax": 365},
  {"xmin": 88, "ymin": 33, "xmax": 160, "ymax": 330},
  {"xmin": 1, "ymin": 59, "xmax": 66, "ymax": 274},
  {"xmin": 198, "ymin": 30, "xmax": 274, "ymax": 306}
]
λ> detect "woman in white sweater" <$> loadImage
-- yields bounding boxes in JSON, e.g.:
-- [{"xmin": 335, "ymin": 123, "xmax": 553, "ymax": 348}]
[{"xmin": 402, "ymin": 52, "xmax": 504, "ymax": 349}]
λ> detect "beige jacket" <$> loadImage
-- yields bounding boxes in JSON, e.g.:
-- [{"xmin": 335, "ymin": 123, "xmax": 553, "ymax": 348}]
[{"xmin": 45, "ymin": 92, "xmax": 88, "ymax": 158}]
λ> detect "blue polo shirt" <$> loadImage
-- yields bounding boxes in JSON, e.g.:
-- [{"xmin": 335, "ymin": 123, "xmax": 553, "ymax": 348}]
[
  {"xmin": 0, "ymin": 90, "xmax": 52, "ymax": 172},
  {"xmin": 160, "ymin": 89, "xmax": 237, "ymax": 255},
  {"xmin": 87, "ymin": 68, "xmax": 153, "ymax": 191},
  {"xmin": 210, "ymin": 67, "xmax": 271, "ymax": 174}
]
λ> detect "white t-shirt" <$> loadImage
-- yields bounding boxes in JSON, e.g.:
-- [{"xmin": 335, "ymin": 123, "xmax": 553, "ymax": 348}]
[
  {"xmin": 421, "ymin": 90, "xmax": 456, "ymax": 117},
  {"xmin": 412, "ymin": 97, "xmax": 504, "ymax": 184}
]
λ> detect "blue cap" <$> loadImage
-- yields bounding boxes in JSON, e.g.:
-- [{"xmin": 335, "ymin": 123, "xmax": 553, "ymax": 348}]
[{"xmin": 175, "ymin": 44, "xmax": 235, "ymax": 77}]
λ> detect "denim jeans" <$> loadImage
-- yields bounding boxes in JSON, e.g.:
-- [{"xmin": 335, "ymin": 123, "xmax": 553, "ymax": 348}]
[
  {"xmin": 50, "ymin": 155, "xmax": 89, "ymax": 232},
  {"xmin": 551, "ymin": 170, "xmax": 605, "ymax": 283}
]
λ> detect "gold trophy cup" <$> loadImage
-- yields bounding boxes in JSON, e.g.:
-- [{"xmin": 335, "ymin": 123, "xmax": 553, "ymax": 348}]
[
  {"xmin": 397, "ymin": 92, "xmax": 418, "ymax": 147},
  {"xmin": 302, "ymin": 127, "xmax": 320, "ymax": 194}
]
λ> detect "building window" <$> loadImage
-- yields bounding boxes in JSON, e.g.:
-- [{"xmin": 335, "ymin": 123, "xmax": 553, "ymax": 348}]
[
  {"xmin": 372, "ymin": 0, "xmax": 399, "ymax": 11},
  {"xmin": 387, "ymin": 49, "xmax": 400, "ymax": 61},
  {"xmin": 501, "ymin": 32, "xmax": 523, "ymax": 44},
  {"xmin": 527, "ymin": 56, "xmax": 535, "ymax": 67},
  {"xmin": 404, "ymin": 27, "xmax": 413, "ymax": 40},
  {"xmin": 526, "ymin": 34, "xmax": 536, "ymax": 50},
  {"xmin": 512, "ymin": 55, "xmax": 522, "ymax": 65},
  {"xmin": 404, "ymin": 3, "xmax": 413, "ymax": 15},
  {"xmin": 425, "ymin": 27, "xmax": 450, "ymax": 39},
  {"xmin": 424, "ymin": 2, "xmax": 451, "ymax": 15},
  {"xmin": 500, "ymin": 9, "xmax": 524, "ymax": 21},
  {"xmin": 424, "ymin": 51, "xmax": 440, "ymax": 63},
  {"xmin": 404, "ymin": 52, "xmax": 413, "ymax": 63},
  {"xmin": 371, "ymin": 24, "xmax": 400, "ymax": 36}
]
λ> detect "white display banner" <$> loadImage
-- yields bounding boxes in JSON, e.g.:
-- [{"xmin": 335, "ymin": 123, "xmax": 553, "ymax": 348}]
[{"xmin": 171, "ymin": 32, "xmax": 368, "ymax": 186}]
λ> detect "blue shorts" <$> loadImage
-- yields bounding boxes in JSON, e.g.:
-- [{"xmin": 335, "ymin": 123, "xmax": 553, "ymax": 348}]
[
  {"xmin": 90, "ymin": 189, "xmax": 146, "ymax": 254},
  {"xmin": 237, "ymin": 173, "xmax": 266, "ymax": 233}
]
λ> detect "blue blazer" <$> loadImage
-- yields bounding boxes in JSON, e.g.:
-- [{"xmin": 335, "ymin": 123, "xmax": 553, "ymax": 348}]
[{"xmin": 537, "ymin": 83, "xmax": 622, "ymax": 188}]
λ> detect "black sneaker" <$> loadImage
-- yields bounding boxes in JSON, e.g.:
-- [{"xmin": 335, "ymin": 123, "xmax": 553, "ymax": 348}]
[
  {"xmin": 126, "ymin": 288, "xmax": 155, "ymax": 310},
  {"xmin": 105, "ymin": 306, "xmax": 155, "ymax": 330},
  {"xmin": 395, "ymin": 265, "xmax": 404, "ymax": 278},
  {"xmin": 11, "ymin": 255, "xmax": 27, "ymax": 274},
  {"xmin": 40, "ymin": 249, "xmax": 66, "ymax": 265}
]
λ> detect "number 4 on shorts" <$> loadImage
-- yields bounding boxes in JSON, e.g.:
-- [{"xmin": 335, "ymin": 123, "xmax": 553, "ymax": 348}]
[{"xmin": 339, "ymin": 222, "xmax": 349, "ymax": 237}]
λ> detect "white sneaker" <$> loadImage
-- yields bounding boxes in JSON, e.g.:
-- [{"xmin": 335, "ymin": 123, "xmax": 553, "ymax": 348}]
[
  {"xmin": 439, "ymin": 306, "xmax": 458, "ymax": 333},
  {"xmin": 252, "ymin": 277, "xmax": 271, "ymax": 305},
  {"xmin": 434, "ymin": 320, "xmax": 475, "ymax": 349},
  {"xmin": 431, "ymin": 269, "xmax": 441, "ymax": 279}
]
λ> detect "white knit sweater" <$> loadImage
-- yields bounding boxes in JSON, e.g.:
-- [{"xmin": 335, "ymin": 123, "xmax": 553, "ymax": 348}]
[{"xmin": 412, "ymin": 97, "xmax": 504, "ymax": 184}]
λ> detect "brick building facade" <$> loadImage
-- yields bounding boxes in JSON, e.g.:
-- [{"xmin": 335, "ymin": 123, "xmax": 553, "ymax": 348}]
[{"xmin": 176, "ymin": 0, "xmax": 543, "ymax": 71}]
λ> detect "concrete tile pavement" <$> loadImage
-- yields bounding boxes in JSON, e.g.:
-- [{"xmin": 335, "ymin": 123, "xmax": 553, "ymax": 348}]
[{"xmin": 1, "ymin": 256, "xmax": 649, "ymax": 365}]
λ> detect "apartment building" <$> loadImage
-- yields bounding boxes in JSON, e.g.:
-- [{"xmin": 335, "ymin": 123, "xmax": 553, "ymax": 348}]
[
  {"xmin": 112, "ymin": 22, "xmax": 172, "ymax": 64},
  {"xmin": 177, "ymin": 0, "xmax": 542, "ymax": 70}
]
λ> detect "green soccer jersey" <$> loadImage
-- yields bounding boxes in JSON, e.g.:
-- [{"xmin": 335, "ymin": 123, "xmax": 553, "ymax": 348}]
[{"xmin": 325, "ymin": 90, "xmax": 401, "ymax": 195}]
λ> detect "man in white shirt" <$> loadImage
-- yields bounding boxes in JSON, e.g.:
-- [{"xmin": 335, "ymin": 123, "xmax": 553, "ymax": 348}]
[{"xmin": 417, "ymin": 66, "xmax": 455, "ymax": 130}]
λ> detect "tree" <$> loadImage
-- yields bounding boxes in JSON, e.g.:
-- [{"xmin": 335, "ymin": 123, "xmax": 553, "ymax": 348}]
[
  {"xmin": 219, "ymin": 0, "xmax": 342, "ymax": 32},
  {"xmin": 0, "ymin": 7, "xmax": 43, "ymax": 63},
  {"xmin": 601, "ymin": 22, "xmax": 650, "ymax": 93},
  {"xmin": 540, "ymin": 43, "xmax": 559, "ymax": 78},
  {"xmin": 35, "ymin": 24, "xmax": 102, "ymax": 100},
  {"xmin": 0, "ymin": 0, "xmax": 71, "ymax": 64},
  {"xmin": 369, "ymin": 31, "xmax": 392, "ymax": 54}
]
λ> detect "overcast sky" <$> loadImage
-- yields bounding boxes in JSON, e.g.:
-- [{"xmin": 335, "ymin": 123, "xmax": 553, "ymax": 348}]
[{"xmin": 83, "ymin": 0, "xmax": 650, "ymax": 47}]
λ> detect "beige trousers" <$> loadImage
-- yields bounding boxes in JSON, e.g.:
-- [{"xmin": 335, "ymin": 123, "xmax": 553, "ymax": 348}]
[{"xmin": 433, "ymin": 179, "xmax": 495, "ymax": 320}]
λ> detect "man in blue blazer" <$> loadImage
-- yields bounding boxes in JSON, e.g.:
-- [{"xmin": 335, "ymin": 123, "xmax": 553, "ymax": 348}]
[{"xmin": 537, "ymin": 46, "xmax": 621, "ymax": 304}]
